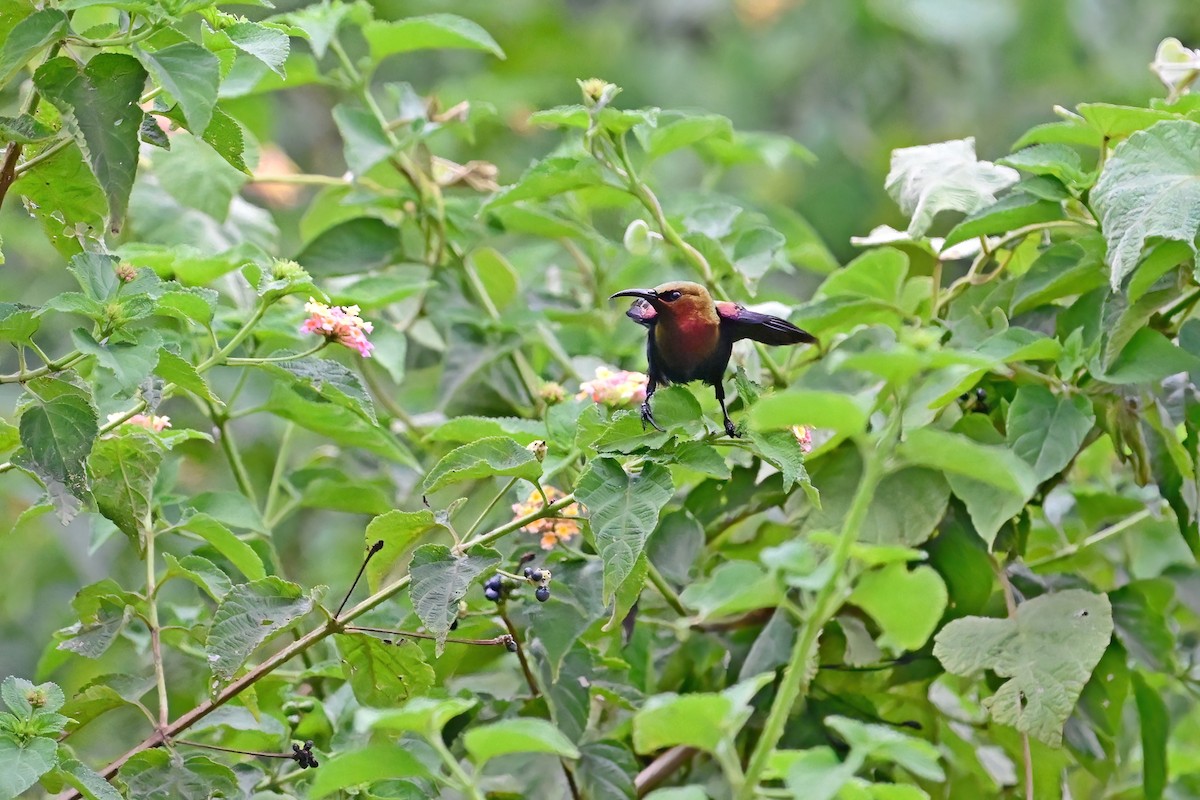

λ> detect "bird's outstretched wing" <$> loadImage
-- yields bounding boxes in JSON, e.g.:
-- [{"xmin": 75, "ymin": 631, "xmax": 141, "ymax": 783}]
[
  {"xmin": 715, "ymin": 301, "xmax": 817, "ymax": 346},
  {"xmin": 625, "ymin": 298, "xmax": 657, "ymax": 327}
]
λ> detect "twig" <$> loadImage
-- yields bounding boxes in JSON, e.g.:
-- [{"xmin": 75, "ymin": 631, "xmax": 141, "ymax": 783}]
[
  {"xmin": 335, "ymin": 540, "xmax": 384, "ymax": 619},
  {"xmin": 343, "ymin": 625, "xmax": 513, "ymax": 648},
  {"xmin": 991, "ymin": 556, "xmax": 1034, "ymax": 800},
  {"xmin": 1026, "ymin": 508, "xmax": 1154, "ymax": 568},
  {"xmin": 636, "ymin": 746, "xmax": 696, "ymax": 796}
]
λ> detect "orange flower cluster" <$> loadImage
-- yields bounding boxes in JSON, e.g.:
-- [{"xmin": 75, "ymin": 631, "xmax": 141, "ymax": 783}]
[
  {"xmin": 299, "ymin": 298, "xmax": 375, "ymax": 357},
  {"xmin": 576, "ymin": 366, "xmax": 648, "ymax": 406},
  {"xmin": 511, "ymin": 485, "xmax": 582, "ymax": 550}
]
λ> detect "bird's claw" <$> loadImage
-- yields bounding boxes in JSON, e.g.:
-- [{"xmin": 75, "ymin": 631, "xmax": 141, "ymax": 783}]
[
  {"xmin": 641, "ymin": 402, "xmax": 665, "ymax": 432},
  {"xmin": 724, "ymin": 417, "xmax": 740, "ymax": 438}
]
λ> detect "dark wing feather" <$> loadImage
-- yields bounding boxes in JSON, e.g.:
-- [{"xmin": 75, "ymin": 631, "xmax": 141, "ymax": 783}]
[{"xmin": 716, "ymin": 303, "xmax": 817, "ymax": 346}]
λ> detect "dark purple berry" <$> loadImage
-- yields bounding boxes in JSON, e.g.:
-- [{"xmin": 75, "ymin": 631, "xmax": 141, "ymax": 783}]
[
  {"xmin": 505, "ymin": 638, "xmax": 518, "ymax": 653},
  {"xmin": 536, "ymin": 586, "xmax": 550, "ymax": 602},
  {"xmin": 523, "ymin": 566, "xmax": 534, "ymax": 578},
  {"xmin": 530, "ymin": 569, "xmax": 544, "ymax": 582},
  {"xmin": 485, "ymin": 575, "xmax": 501, "ymax": 591},
  {"xmin": 484, "ymin": 587, "xmax": 500, "ymax": 602}
]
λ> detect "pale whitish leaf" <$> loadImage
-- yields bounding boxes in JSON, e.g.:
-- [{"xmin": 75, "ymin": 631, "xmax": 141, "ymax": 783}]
[
  {"xmin": 933, "ymin": 589, "xmax": 1112, "ymax": 746},
  {"xmin": 206, "ymin": 578, "xmax": 313, "ymax": 680},
  {"xmin": 1091, "ymin": 120, "xmax": 1200, "ymax": 289},
  {"xmin": 885, "ymin": 137, "xmax": 1019, "ymax": 238},
  {"xmin": 33, "ymin": 54, "xmax": 147, "ymax": 233},
  {"xmin": 0, "ymin": 736, "xmax": 58, "ymax": 798},
  {"xmin": 1152, "ymin": 37, "xmax": 1200, "ymax": 95},
  {"xmin": 88, "ymin": 429, "xmax": 163, "ymax": 547},
  {"xmin": 421, "ymin": 436, "xmax": 542, "ymax": 493},
  {"xmin": 575, "ymin": 458, "xmax": 674, "ymax": 602},
  {"xmin": 464, "ymin": 718, "xmax": 581, "ymax": 764},
  {"xmin": 409, "ymin": 544, "xmax": 499, "ymax": 655},
  {"xmin": 226, "ymin": 22, "xmax": 290, "ymax": 76},
  {"xmin": 1005, "ymin": 385, "xmax": 1095, "ymax": 483},
  {"xmin": 134, "ymin": 43, "xmax": 220, "ymax": 135}
]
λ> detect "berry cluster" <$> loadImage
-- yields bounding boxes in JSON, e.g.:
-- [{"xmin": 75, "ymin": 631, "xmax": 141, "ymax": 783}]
[
  {"xmin": 483, "ymin": 574, "xmax": 505, "ymax": 602},
  {"xmin": 482, "ymin": 563, "xmax": 553, "ymax": 604},
  {"xmin": 524, "ymin": 566, "xmax": 551, "ymax": 602},
  {"xmin": 291, "ymin": 740, "xmax": 318, "ymax": 769}
]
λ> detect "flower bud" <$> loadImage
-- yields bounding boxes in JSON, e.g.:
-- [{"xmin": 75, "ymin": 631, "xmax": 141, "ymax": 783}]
[
  {"xmin": 623, "ymin": 219, "xmax": 655, "ymax": 256},
  {"xmin": 578, "ymin": 77, "xmax": 619, "ymax": 108},
  {"xmin": 539, "ymin": 381, "xmax": 566, "ymax": 404},
  {"xmin": 116, "ymin": 262, "xmax": 137, "ymax": 282}
]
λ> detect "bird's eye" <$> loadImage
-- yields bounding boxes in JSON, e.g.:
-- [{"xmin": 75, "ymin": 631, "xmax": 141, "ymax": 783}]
[{"xmin": 662, "ymin": 290, "xmax": 683, "ymax": 302}]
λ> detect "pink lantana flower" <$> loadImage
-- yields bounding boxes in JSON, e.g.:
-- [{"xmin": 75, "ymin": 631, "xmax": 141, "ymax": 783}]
[
  {"xmin": 576, "ymin": 366, "xmax": 648, "ymax": 406},
  {"xmin": 108, "ymin": 412, "xmax": 171, "ymax": 432},
  {"xmin": 300, "ymin": 298, "xmax": 375, "ymax": 357}
]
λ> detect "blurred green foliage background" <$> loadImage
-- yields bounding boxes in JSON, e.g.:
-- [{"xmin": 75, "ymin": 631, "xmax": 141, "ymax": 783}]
[{"xmin": 0, "ymin": 0, "xmax": 1195, "ymax": 696}]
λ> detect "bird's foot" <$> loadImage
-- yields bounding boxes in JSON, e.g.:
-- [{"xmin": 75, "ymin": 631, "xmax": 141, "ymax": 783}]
[
  {"xmin": 724, "ymin": 417, "xmax": 740, "ymax": 438},
  {"xmin": 641, "ymin": 402, "xmax": 665, "ymax": 432}
]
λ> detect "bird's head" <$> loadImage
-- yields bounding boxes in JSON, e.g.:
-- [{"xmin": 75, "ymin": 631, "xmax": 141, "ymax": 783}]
[{"xmin": 610, "ymin": 281, "xmax": 716, "ymax": 325}]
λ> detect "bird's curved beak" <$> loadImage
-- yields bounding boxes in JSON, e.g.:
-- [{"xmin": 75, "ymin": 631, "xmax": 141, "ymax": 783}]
[{"xmin": 610, "ymin": 288, "xmax": 658, "ymax": 302}]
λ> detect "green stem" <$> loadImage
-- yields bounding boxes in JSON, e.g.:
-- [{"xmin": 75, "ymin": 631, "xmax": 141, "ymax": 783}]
[
  {"xmin": 428, "ymin": 733, "xmax": 485, "ymax": 800},
  {"xmin": 264, "ymin": 423, "xmax": 296, "ymax": 523},
  {"xmin": 646, "ymin": 561, "xmax": 687, "ymax": 616},
  {"xmin": 145, "ymin": 528, "xmax": 169, "ymax": 730},
  {"xmin": 462, "ymin": 260, "xmax": 545, "ymax": 413},
  {"xmin": 215, "ymin": 416, "xmax": 258, "ymax": 507},
  {"xmin": 197, "ymin": 300, "xmax": 269, "ymax": 372},
  {"xmin": 225, "ymin": 341, "xmax": 327, "ymax": 366},
  {"xmin": 0, "ymin": 350, "xmax": 86, "ymax": 384},
  {"xmin": 1026, "ymin": 507, "xmax": 1154, "ymax": 568},
  {"xmin": 465, "ymin": 477, "xmax": 518, "ymax": 539},
  {"xmin": 737, "ymin": 436, "xmax": 888, "ymax": 799}
]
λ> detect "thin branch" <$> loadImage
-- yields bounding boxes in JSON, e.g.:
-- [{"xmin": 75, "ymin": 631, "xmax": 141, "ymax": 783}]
[
  {"xmin": 636, "ymin": 746, "xmax": 696, "ymax": 797},
  {"xmin": 991, "ymin": 556, "xmax": 1034, "ymax": 800},
  {"xmin": 335, "ymin": 540, "xmax": 384, "ymax": 619}
]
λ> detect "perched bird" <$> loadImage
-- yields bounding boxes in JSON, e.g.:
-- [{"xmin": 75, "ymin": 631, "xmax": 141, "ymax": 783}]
[{"xmin": 611, "ymin": 281, "xmax": 817, "ymax": 437}]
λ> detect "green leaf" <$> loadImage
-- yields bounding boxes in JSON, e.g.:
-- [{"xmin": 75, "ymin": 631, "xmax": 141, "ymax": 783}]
[
  {"xmin": 206, "ymin": 578, "xmax": 313, "ymax": 680},
  {"xmin": 152, "ymin": 131, "xmax": 247, "ymax": 220},
  {"xmin": 363, "ymin": 509, "xmax": 442, "ymax": 591},
  {"xmin": 641, "ymin": 112, "xmax": 732, "ymax": 160},
  {"xmin": 426, "ymin": 415, "xmax": 546, "ymax": 445},
  {"xmin": 1111, "ymin": 580, "xmax": 1177, "ymax": 673},
  {"xmin": 155, "ymin": 349, "xmax": 219, "ymax": 405},
  {"xmin": 56, "ymin": 758, "xmax": 124, "ymax": 800},
  {"xmin": 464, "ymin": 718, "xmax": 581, "ymax": 764},
  {"xmin": 467, "ymin": 247, "xmax": 520, "ymax": 311},
  {"xmin": 999, "ymin": 143, "xmax": 1092, "ymax": 189},
  {"xmin": 679, "ymin": 560, "xmax": 782, "ymax": 621},
  {"xmin": 135, "ymin": 43, "xmax": 219, "ymax": 135},
  {"xmin": 88, "ymin": 429, "xmax": 163, "ymax": 547},
  {"xmin": 258, "ymin": 355, "xmax": 376, "ymax": 423},
  {"xmin": 484, "ymin": 157, "xmax": 605, "ymax": 209},
  {"xmin": 266, "ymin": 382, "xmax": 418, "ymax": 467},
  {"xmin": 933, "ymin": 589, "xmax": 1113, "ymax": 746},
  {"xmin": 295, "ymin": 217, "xmax": 401, "ymax": 276},
  {"xmin": 14, "ymin": 376, "xmax": 98, "ymax": 521},
  {"xmin": 162, "ymin": 553, "xmax": 231, "ymax": 601},
  {"xmin": 1005, "ymin": 386, "xmax": 1094, "ymax": 483},
  {"xmin": 849, "ymin": 563, "xmax": 948, "ymax": 652},
  {"xmin": 68, "ymin": 252, "xmax": 119, "ymax": 301},
  {"xmin": 332, "ymin": 104, "xmax": 393, "ymax": 175},
  {"xmin": 575, "ymin": 458, "xmax": 674, "ymax": 602},
  {"xmin": 750, "ymin": 390, "xmax": 870, "ymax": 438},
  {"xmin": 0, "ymin": 735, "xmax": 57, "ymax": 798},
  {"xmin": 1099, "ymin": 328, "xmax": 1200, "ymax": 384},
  {"xmin": 409, "ymin": 544, "xmax": 500, "ymax": 655},
  {"xmin": 2, "ymin": 676, "xmax": 64, "ymax": 715},
  {"xmin": 817, "ymin": 247, "xmax": 908, "ymax": 304},
  {"xmin": 1077, "ymin": 103, "xmax": 1176, "ymax": 141},
  {"xmin": 748, "ymin": 430, "xmax": 817, "ymax": 500},
  {"xmin": 885, "ymin": 137, "xmax": 1018, "ymax": 237},
  {"xmin": 70, "ymin": 329, "xmax": 162, "ymax": 394},
  {"xmin": 338, "ymin": 634, "xmax": 434, "ymax": 706},
  {"xmin": 632, "ymin": 673, "xmax": 773, "ymax": 754},
  {"xmin": 944, "ymin": 415, "xmax": 1027, "ymax": 548},
  {"xmin": 1091, "ymin": 120, "xmax": 1200, "ymax": 289},
  {"xmin": 360, "ymin": 695, "xmax": 478, "ymax": 737},
  {"xmin": 422, "ymin": 436, "xmax": 542, "ymax": 494},
  {"xmin": 34, "ymin": 54, "xmax": 147, "ymax": 233},
  {"xmin": 1133, "ymin": 672, "xmax": 1168, "ymax": 800},
  {"xmin": 825, "ymin": 716, "xmax": 945, "ymax": 780},
  {"xmin": 116, "ymin": 751, "xmax": 239, "ymax": 800},
  {"xmin": 576, "ymin": 741, "xmax": 638, "ymax": 800},
  {"xmin": 897, "ymin": 428, "xmax": 1036, "ymax": 497},
  {"xmin": 942, "ymin": 193, "xmax": 1065, "ymax": 249},
  {"xmin": 306, "ymin": 743, "xmax": 430, "ymax": 799},
  {"xmin": 179, "ymin": 512, "xmax": 266, "ymax": 581},
  {"xmin": 364, "ymin": 14, "xmax": 505, "ymax": 61},
  {"xmin": 226, "ymin": 22, "xmax": 290, "ymax": 77},
  {"xmin": 9, "ymin": 140, "xmax": 107, "ymax": 257},
  {"xmin": 0, "ymin": 8, "xmax": 67, "ymax": 87},
  {"xmin": 0, "ymin": 302, "xmax": 39, "ymax": 343},
  {"xmin": 0, "ymin": 113, "xmax": 54, "ymax": 144}
]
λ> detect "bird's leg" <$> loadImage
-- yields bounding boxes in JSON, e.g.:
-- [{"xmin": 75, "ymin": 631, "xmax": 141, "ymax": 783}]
[
  {"xmin": 715, "ymin": 381, "xmax": 739, "ymax": 438},
  {"xmin": 641, "ymin": 377, "xmax": 664, "ymax": 432}
]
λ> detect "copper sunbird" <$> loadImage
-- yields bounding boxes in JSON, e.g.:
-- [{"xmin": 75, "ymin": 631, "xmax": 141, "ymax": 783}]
[{"xmin": 611, "ymin": 281, "xmax": 817, "ymax": 437}]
